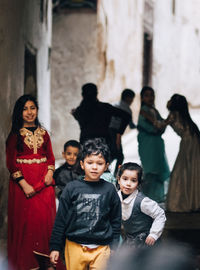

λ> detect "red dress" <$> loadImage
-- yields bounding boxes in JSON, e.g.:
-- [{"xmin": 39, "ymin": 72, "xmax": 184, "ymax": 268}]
[{"xmin": 6, "ymin": 127, "xmax": 63, "ymax": 270}]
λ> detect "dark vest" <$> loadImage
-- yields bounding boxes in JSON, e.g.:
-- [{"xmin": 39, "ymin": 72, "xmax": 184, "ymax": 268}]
[{"xmin": 122, "ymin": 192, "xmax": 153, "ymax": 236}]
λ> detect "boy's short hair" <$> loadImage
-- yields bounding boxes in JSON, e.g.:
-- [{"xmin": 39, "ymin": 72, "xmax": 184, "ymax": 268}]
[
  {"xmin": 121, "ymin": 89, "xmax": 135, "ymax": 101},
  {"xmin": 81, "ymin": 83, "xmax": 98, "ymax": 99},
  {"xmin": 117, "ymin": 162, "xmax": 143, "ymax": 184},
  {"xmin": 81, "ymin": 138, "xmax": 110, "ymax": 163},
  {"xmin": 64, "ymin": 140, "xmax": 81, "ymax": 152}
]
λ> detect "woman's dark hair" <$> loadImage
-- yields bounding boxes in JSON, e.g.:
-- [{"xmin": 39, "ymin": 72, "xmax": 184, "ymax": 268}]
[
  {"xmin": 11, "ymin": 94, "xmax": 40, "ymax": 151},
  {"xmin": 81, "ymin": 137, "xmax": 110, "ymax": 164},
  {"xmin": 140, "ymin": 86, "xmax": 155, "ymax": 106},
  {"xmin": 117, "ymin": 162, "xmax": 143, "ymax": 185},
  {"xmin": 168, "ymin": 94, "xmax": 200, "ymax": 138}
]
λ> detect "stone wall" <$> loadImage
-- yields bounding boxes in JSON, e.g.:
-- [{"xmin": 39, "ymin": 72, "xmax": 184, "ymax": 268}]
[
  {"xmin": 97, "ymin": 0, "xmax": 144, "ymax": 121},
  {"xmin": 153, "ymin": 0, "xmax": 200, "ymax": 117},
  {"xmin": 51, "ymin": 0, "xmax": 200, "ymax": 162},
  {"xmin": 51, "ymin": 9, "xmax": 99, "ymax": 159}
]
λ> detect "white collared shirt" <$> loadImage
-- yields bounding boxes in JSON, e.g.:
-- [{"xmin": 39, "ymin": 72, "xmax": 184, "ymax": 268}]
[{"xmin": 118, "ymin": 190, "xmax": 166, "ymax": 240}]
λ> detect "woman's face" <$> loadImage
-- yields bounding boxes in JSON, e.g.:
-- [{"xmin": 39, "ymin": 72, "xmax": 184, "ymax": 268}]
[
  {"xmin": 142, "ymin": 90, "xmax": 155, "ymax": 107},
  {"xmin": 22, "ymin": 100, "xmax": 38, "ymax": 127}
]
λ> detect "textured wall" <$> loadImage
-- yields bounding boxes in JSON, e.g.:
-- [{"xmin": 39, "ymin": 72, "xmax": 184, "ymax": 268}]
[
  {"xmin": 97, "ymin": 0, "xmax": 144, "ymax": 121},
  {"xmin": 153, "ymin": 0, "xmax": 200, "ymax": 116},
  {"xmin": 51, "ymin": 10, "xmax": 99, "ymax": 159},
  {"xmin": 51, "ymin": 0, "xmax": 200, "ymax": 162}
]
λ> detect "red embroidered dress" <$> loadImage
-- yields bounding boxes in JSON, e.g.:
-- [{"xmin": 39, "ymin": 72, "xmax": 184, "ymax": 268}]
[{"xmin": 6, "ymin": 127, "xmax": 56, "ymax": 270}]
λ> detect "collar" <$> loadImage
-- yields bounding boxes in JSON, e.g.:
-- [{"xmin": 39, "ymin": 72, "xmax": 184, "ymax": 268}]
[{"xmin": 118, "ymin": 189, "xmax": 138, "ymax": 204}]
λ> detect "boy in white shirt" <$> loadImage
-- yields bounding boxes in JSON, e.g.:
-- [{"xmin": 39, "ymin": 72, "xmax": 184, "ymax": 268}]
[{"xmin": 117, "ymin": 162, "xmax": 166, "ymax": 247}]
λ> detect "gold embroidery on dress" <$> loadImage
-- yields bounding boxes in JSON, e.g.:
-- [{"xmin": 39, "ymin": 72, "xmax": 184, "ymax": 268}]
[
  {"xmin": 16, "ymin": 157, "xmax": 47, "ymax": 164},
  {"xmin": 48, "ymin": 165, "xmax": 55, "ymax": 171},
  {"xmin": 20, "ymin": 127, "xmax": 46, "ymax": 154}
]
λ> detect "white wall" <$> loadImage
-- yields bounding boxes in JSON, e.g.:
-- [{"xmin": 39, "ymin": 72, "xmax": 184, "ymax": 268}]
[
  {"xmin": 22, "ymin": 0, "xmax": 52, "ymax": 130},
  {"xmin": 153, "ymin": 0, "xmax": 200, "ymax": 116},
  {"xmin": 97, "ymin": 0, "xmax": 144, "ymax": 117},
  {"xmin": 51, "ymin": 11, "xmax": 99, "ymax": 158},
  {"xmin": 50, "ymin": 0, "xmax": 200, "ymax": 166}
]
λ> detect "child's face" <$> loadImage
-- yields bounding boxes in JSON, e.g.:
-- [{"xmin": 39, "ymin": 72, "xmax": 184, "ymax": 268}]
[
  {"xmin": 80, "ymin": 154, "xmax": 108, "ymax": 182},
  {"xmin": 63, "ymin": 146, "xmax": 79, "ymax": 166},
  {"xmin": 118, "ymin": 169, "xmax": 139, "ymax": 195},
  {"xmin": 22, "ymin": 100, "xmax": 38, "ymax": 127},
  {"xmin": 142, "ymin": 90, "xmax": 155, "ymax": 107}
]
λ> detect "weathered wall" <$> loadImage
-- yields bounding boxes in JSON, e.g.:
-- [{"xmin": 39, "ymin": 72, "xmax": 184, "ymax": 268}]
[
  {"xmin": 97, "ymin": 0, "xmax": 144, "ymax": 100},
  {"xmin": 51, "ymin": 10, "xmax": 99, "ymax": 159},
  {"xmin": 51, "ymin": 0, "xmax": 200, "ymax": 165},
  {"xmin": 0, "ymin": 0, "xmax": 52, "ymax": 246},
  {"xmin": 153, "ymin": 0, "xmax": 200, "ymax": 117},
  {"xmin": 97, "ymin": 0, "xmax": 144, "ymax": 121}
]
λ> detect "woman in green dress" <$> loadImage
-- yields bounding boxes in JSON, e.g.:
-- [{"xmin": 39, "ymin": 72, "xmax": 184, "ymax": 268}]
[{"xmin": 137, "ymin": 86, "xmax": 170, "ymax": 203}]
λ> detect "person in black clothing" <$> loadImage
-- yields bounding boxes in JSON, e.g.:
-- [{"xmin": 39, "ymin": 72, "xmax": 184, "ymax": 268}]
[
  {"xmin": 71, "ymin": 83, "xmax": 131, "ymax": 148},
  {"xmin": 53, "ymin": 140, "xmax": 83, "ymax": 198},
  {"xmin": 50, "ymin": 138, "xmax": 121, "ymax": 270}
]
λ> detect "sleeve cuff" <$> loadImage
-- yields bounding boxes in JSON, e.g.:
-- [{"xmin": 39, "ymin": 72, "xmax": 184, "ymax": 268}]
[
  {"xmin": 15, "ymin": 176, "xmax": 24, "ymax": 183},
  {"xmin": 48, "ymin": 165, "xmax": 55, "ymax": 171}
]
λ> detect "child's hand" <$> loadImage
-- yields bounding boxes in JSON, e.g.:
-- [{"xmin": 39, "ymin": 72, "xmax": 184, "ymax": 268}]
[
  {"xmin": 44, "ymin": 170, "xmax": 54, "ymax": 186},
  {"xmin": 145, "ymin": 236, "xmax": 155, "ymax": 246},
  {"xmin": 19, "ymin": 179, "xmax": 36, "ymax": 198},
  {"xmin": 50, "ymin": 250, "xmax": 59, "ymax": 267}
]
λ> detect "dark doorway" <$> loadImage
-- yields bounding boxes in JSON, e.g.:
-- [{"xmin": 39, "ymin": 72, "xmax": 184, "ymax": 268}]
[
  {"xmin": 24, "ymin": 45, "xmax": 37, "ymax": 97},
  {"xmin": 142, "ymin": 32, "xmax": 152, "ymax": 86}
]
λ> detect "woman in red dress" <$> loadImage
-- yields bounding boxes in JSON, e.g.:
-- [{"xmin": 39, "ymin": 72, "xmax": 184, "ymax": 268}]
[{"xmin": 6, "ymin": 95, "xmax": 63, "ymax": 270}]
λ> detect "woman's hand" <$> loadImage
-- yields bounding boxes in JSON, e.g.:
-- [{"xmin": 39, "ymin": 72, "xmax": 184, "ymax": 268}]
[
  {"xmin": 140, "ymin": 109, "xmax": 154, "ymax": 123},
  {"xmin": 19, "ymin": 179, "xmax": 36, "ymax": 198},
  {"xmin": 50, "ymin": 250, "xmax": 59, "ymax": 267},
  {"xmin": 145, "ymin": 235, "xmax": 155, "ymax": 246},
  {"xmin": 44, "ymin": 169, "xmax": 54, "ymax": 186}
]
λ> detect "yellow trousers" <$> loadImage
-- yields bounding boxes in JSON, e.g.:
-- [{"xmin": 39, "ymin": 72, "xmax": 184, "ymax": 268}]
[{"xmin": 65, "ymin": 239, "xmax": 111, "ymax": 270}]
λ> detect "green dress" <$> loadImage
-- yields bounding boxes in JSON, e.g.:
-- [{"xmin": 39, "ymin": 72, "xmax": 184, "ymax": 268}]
[{"xmin": 137, "ymin": 105, "xmax": 170, "ymax": 202}]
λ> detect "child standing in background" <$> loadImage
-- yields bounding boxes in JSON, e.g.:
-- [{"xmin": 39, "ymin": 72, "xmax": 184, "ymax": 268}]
[
  {"xmin": 53, "ymin": 140, "xmax": 83, "ymax": 198},
  {"xmin": 50, "ymin": 138, "xmax": 121, "ymax": 270},
  {"xmin": 117, "ymin": 162, "xmax": 166, "ymax": 248}
]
